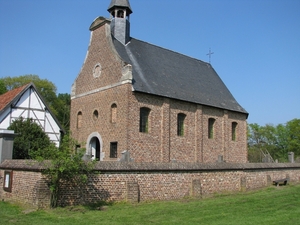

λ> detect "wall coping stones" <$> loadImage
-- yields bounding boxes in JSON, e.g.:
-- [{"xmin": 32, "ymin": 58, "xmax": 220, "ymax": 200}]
[
  {"xmin": 1, "ymin": 160, "xmax": 300, "ymax": 172},
  {"xmin": 0, "ymin": 160, "xmax": 50, "ymax": 172}
]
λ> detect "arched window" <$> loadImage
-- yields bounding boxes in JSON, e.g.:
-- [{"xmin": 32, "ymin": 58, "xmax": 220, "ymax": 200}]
[
  {"xmin": 93, "ymin": 110, "xmax": 99, "ymax": 121},
  {"xmin": 111, "ymin": 104, "xmax": 117, "ymax": 123},
  {"xmin": 140, "ymin": 107, "xmax": 150, "ymax": 133},
  {"xmin": 208, "ymin": 118, "xmax": 216, "ymax": 139},
  {"xmin": 117, "ymin": 10, "xmax": 124, "ymax": 18},
  {"xmin": 232, "ymin": 122, "xmax": 238, "ymax": 141},
  {"xmin": 177, "ymin": 113, "xmax": 186, "ymax": 136},
  {"xmin": 77, "ymin": 111, "xmax": 82, "ymax": 129}
]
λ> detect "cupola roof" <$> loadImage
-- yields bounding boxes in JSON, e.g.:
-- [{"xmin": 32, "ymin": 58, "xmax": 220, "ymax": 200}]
[{"xmin": 108, "ymin": 0, "xmax": 133, "ymax": 15}]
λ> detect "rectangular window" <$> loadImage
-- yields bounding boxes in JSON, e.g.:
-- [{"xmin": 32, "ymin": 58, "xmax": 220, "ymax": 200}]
[
  {"xmin": 3, "ymin": 170, "xmax": 13, "ymax": 192},
  {"xmin": 110, "ymin": 142, "xmax": 118, "ymax": 158},
  {"xmin": 232, "ymin": 122, "xmax": 238, "ymax": 141},
  {"xmin": 177, "ymin": 113, "xmax": 186, "ymax": 136},
  {"xmin": 208, "ymin": 118, "xmax": 215, "ymax": 139},
  {"xmin": 139, "ymin": 107, "xmax": 150, "ymax": 133}
]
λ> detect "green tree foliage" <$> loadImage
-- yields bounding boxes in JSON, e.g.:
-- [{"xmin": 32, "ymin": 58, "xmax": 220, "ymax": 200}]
[
  {"xmin": 52, "ymin": 93, "xmax": 71, "ymax": 131},
  {"xmin": 248, "ymin": 118, "xmax": 300, "ymax": 162},
  {"xmin": 286, "ymin": 119, "xmax": 300, "ymax": 155},
  {"xmin": 7, "ymin": 116, "xmax": 92, "ymax": 208},
  {"xmin": 31, "ymin": 134, "xmax": 95, "ymax": 208},
  {"xmin": 7, "ymin": 117, "xmax": 53, "ymax": 159},
  {"xmin": 0, "ymin": 75, "xmax": 70, "ymax": 130},
  {"xmin": 0, "ymin": 75, "xmax": 57, "ymax": 106},
  {"xmin": 0, "ymin": 79, "xmax": 7, "ymax": 94}
]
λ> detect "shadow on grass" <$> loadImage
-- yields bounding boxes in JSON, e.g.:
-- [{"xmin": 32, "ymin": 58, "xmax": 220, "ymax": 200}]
[{"xmin": 83, "ymin": 200, "xmax": 115, "ymax": 211}]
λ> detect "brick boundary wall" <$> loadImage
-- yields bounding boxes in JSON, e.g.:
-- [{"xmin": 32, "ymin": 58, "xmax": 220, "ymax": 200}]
[{"xmin": 1, "ymin": 160, "xmax": 300, "ymax": 208}]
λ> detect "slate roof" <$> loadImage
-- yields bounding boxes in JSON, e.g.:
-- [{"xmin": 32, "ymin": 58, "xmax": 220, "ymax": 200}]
[
  {"xmin": 0, "ymin": 84, "xmax": 29, "ymax": 112},
  {"xmin": 108, "ymin": 0, "xmax": 132, "ymax": 14},
  {"xmin": 113, "ymin": 38, "xmax": 248, "ymax": 114}
]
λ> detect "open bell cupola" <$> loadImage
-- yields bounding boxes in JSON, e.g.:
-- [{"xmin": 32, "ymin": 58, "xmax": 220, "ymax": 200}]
[{"xmin": 108, "ymin": 0, "xmax": 133, "ymax": 45}]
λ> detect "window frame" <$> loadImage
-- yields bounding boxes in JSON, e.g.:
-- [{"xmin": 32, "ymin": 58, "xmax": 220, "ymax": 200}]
[
  {"xmin": 139, "ymin": 107, "xmax": 150, "ymax": 133},
  {"xmin": 232, "ymin": 122, "xmax": 238, "ymax": 141},
  {"xmin": 111, "ymin": 103, "xmax": 117, "ymax": 123},
  {"xmin": 3, "ymin": 170, "xmax": 13, "ymax": 192},
  {"xmin": 208, "ymin": 118, "xmax": 216, "ymax": 139},
  {"xmin": 77, "ymin": 111, "xmax": 83, "ymax": 129},
  {"xmin": 110, "ymin": 142, "xmax": 118, "ymax": 158},
  {"xmin": 177, "ymin": 113, "xmax": 186, "ymax": 136},
  {"xmin": 93, "ymin": 110, "xmax": 99, "ymax": 121}
]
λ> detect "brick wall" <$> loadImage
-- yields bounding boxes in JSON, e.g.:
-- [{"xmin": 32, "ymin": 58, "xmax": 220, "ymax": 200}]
[
  {"xmin": 0, "ymin": 164, "xmax": 50, "ymax": 208},
  {"xmin": 1, "ymin": 160, "xmax": 300, "ymax": 208},
  {"xmin": 70, "ymin": 20, "xmax": 248, "ymax": 164},
  {"xmin": 127, "ymin": 93, "xmax": 248, "ymax": 163}
]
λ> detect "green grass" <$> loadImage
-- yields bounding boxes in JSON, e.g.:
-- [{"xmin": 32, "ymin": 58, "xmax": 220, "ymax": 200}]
[{"xmin": 1, "ymin": 184, "xmax": 300, "ymax": 225}]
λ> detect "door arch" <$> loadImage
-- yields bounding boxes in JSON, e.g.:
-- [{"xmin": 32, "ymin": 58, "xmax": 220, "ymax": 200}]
[{"xmin": 86, "ymin": 132, "xmax": 104, "ymax": 161}]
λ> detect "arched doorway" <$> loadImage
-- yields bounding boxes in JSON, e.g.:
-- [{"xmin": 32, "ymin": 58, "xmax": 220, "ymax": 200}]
[
  {"xmin": 90, "ymin": 137, "xmax": 100, "ymax": 161},
  {"xmin": 86, "ymin": 132, "xmax": 104, "ymax": 161}
]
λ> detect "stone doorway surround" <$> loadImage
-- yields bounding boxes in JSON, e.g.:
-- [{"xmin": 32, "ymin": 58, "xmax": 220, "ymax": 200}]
[{"xmin": 86, "ymin": 132, "xmax": 104, "ymax": 161}]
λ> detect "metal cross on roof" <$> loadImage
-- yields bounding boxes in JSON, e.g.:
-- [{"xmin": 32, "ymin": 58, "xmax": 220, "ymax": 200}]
[{"xmin": 206, "ymin": 48, "xmax": 214, "ymax": 64}]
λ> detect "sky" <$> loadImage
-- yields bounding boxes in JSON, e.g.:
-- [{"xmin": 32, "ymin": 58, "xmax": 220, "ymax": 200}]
[{"xmin": 0, "ymin": 0, "xmax": 299, "ymax": 126}]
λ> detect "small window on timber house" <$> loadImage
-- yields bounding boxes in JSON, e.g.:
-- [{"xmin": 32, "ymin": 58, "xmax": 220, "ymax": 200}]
[
  {"xmin": 208, "ymin": 118, "xmax": 216, "ymax": 139},
  {"xmin": 177, "ymin": 113, "xmax": 186, "ymax": 136},
  {"xmin": 232, "ymin": 122, "xmax": 238, "ymax": 141},
  {"xmin": 140, "ymin": 107, "xmax": 150, "ymax": 133},
  {"xmin": 111, "ymin": 104, "xmax": 117, "ymax": 123},
  {"xmin": 77, "ymin": 111, "xmax": 83, "ymax": 129}
]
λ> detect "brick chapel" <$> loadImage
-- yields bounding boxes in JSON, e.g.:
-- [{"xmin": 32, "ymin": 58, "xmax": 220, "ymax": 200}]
[{"xmin": 70, "ymin": 0, "xmax": 249, "ymax": 163}]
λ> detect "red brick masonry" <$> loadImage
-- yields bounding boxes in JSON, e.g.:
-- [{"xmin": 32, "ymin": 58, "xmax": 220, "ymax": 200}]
[{"xmin": 1, "ymin": 160, "xmax": 300, "ymax": 208}]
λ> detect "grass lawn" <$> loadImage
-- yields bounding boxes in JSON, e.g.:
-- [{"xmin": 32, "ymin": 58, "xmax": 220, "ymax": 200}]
[{"xmin": 1, "ymin": 184, "xmax": 300, "ymax": 225}]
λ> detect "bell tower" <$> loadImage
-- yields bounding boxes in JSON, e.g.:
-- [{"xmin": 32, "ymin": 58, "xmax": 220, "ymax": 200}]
[{"xmin": 108, "ymin": 0, "xmax": 133, "ymax": 45}]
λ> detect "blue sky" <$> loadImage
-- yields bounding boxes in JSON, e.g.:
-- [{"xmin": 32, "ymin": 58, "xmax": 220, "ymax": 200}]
[{"xmin": 0, "ymin": 0, "xmax": 299, "ymax": 126}]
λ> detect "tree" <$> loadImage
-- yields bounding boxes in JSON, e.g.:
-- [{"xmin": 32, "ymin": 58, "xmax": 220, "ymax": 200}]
[
  {"xmin": 31, "ymin": 134, "xmax": 95, "ymax": 208},
  {"xmin": 7, "ymin": 117, "xmax": 93, "ymax": 208},
  {"xmin": 52, "ymin": 93, "xmax": 71, "ymax": 131},
  {"xmin": 273, "ymin": 124, "xmax": 289, "ymax": 160},
  {"xmin": 7, "ymin": 117, "xmax": 53, "ymax": 159},
  {"xmin": 286, "ymin": 119, "xmax": 300, "ymax": 157},
  {"xmin": 0, "ymin": 79, "xmax": 7, "ymax": 94},
  {"xmin": 248, "ymin": 119, "xmax": 300, "ymax": 162},
  {"xmin": 0, "ymin": 75, "xmax": 57, "ymax": 106},
  {"xmin": 248, "ymin": 123, "xmax": 267, "ymax": 162}
]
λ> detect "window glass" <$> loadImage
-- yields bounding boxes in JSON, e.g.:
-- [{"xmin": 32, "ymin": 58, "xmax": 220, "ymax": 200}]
[
  {"xmin": 110, "ymin": 142, "xmax": 118, "ymax": 158},
  {"xmin": 232, "ymin": 122, "xmax": 238, "ymax": 141},
  {"xmin": 140, "ymin": 107, "xmax": 150, "ymax": 133},
  {"xmin": 177, "ymin": 113, "xmax": 186, "ymax": 136},
  {"xmin": 208, "ymin": 118, "xmax": 215, "ymax": 139}
]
